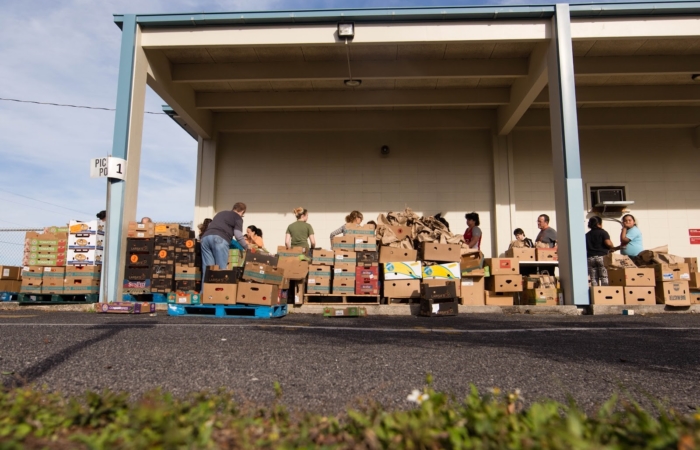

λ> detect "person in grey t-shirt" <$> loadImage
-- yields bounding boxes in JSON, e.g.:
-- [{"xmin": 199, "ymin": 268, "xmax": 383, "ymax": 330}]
[{"xmin": 535, "ymin": 214, "xmax": 557, "ymax": 248}]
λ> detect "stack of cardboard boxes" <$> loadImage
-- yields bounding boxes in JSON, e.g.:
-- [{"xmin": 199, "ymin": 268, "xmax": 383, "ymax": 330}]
[
  {"xmin": 23, "ymin": 229, "xmax": 68, "ymax": 267},
  {"xmin": 277, "ymin": 247, "xmax": 310, "ymax": 304},
  {"xmin": 124, "ymin": 234, "xmax": 153, "ymax": 294},
  {"xmin": 0, "ymin": 266, "xmax": 22, "ymax": 295},
  {"xmin": 419, "ymin": 280, "xmax": 459, "ymax": 316},
  {"xmin": 653, "ymin": 261, "xmax": 690, "ymax": 306},
  {"xmin": 688, "ymin": 258, "xmax": 700, "ymax": 304},
  {"xmin": 65, "ymin": 220, "xmax": 103, "ymax": 296},
  {"xmin": 484, "ymin": 258, "xmax": 522, "ymax": 305},
  {"xmin": 381, "ymin": 248, "xmax": 422, "ymax": 301},
  {"xmin": 151, "ymin": 236, "xmax": 177, "ymax": 293}
]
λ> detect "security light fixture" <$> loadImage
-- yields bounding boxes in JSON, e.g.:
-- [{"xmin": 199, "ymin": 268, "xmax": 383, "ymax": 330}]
[
  {"xmin": 693, "ymin": 74, "xmax": 700, "ymax": 81},
  {"xmin": 344, "ymin": 79, "xmax": 362, "ymax": 87},
  {"xmin": 338, "ymin": 23, "xmax": 355, "ymax": 39}
]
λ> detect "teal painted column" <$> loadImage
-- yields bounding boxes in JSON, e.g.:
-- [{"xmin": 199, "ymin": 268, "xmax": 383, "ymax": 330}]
[
  {"xmin": 103, "ymin": 15, "xmax": 137, "ymax": 303},
  {"xmin": 547, "ymin": 4, "xmax": 589, "ymax": 306}
]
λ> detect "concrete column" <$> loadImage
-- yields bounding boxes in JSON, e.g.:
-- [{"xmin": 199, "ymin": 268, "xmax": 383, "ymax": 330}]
[
  {"xmin": 103, "ymin": 17, "xmax": 147, "ymax": 302},
  {"xmin": 492, "ymin": 133, "xmax": 515, "ymax": 257},
  {"xmin": 193, "ymin": 136, "xmax": 217, "ymax": 236},
  {"xmin": 547, "ymin": 4, "xmax": 589, "ymax": 306}
]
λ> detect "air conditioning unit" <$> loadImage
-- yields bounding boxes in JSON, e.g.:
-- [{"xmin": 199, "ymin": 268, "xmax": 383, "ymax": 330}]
[{"xmin": 596, "ymin": 189, "xmax": 624, "ymax": 204}]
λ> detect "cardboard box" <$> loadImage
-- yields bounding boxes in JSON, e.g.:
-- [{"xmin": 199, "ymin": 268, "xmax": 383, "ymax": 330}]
[
  {"xmin": 21, "ymin": 266, "xmax": 44, "ymax": 279},
  {"xmin": 277, "ymin": 246, "xmax": 306, "ymax": 258},
  {"xmin": 311, "ymin": 249, "xmax": 335, "ymax": 266},
  {"xmin": 690, "ymin": 290, "xmax": 700, "ymax": 305},
  {"xmin": 522, "ymin": 288, "xmax": 559, "ymax": 306},
  {"xmin": 419, "ymin": 299, "xmax": 458, "ymax": 317},
  {"xmin": 357, "ymin": 251, "xmax": 379, "ymax": 264},
  {"xmin": 151, "ymin": 264, "xmax": 175, "ymax": 278},
  {"xmin": 67, "ymin": 248, "xmax": 103, "ymax": 266},
  {"xmin": 290, "ymin": 280, "xmax": 305, "ymax": 305},
  {"xmin": 153, "ymin": 248, "xmax": 177, "ymax": 264},
  {"xmin": 484, "ymin": 291, "xmax": 515, "ymax": 306},
  {"xmin": 42, "ymin": 267, "xmax": 65, "ymax": 277},
  {"xmin": 685, "ymin": 257, "xmax": 698, "ymax": 273},
  {"xmin": 460, "ymin": 277, "xmax": 485, "ymax": 306},
  {"xmin": 331, "ymin": 236, "xmax": 355, "ymax": 251},
  {"xmin": 65, "ymin": 266, "xmax": 100, "ymax": 278},
  {"xmin": 420, "ymin": 281, "xmax": 457, "ymax": 300},
  {"xmin": 99, "ymin": 302, "xmax": 156, "ymax": 314},
  {"xmin": 590, "ymin": 286, "xmax": 625, "ymax": 305},
  {"xmin": 175, "ymin": 266, "xmax": 201, "ymax": 281},
  {"xmin": 422, "ymin": 278, "xmax": 461, "ymax": 297},
  {"xmin": 150, "ymin": 278, "xmax": 174, "ymax": 293},
  {"xmin": 0, "ymin": 280, "xmax": 21, "ymax": 293},
  {"xmin": 276, "ymin": 257, "xmax": 309, "ymax": 280},
  {"xmin": 379, "ymin": 247, "xmax": 417, "ymax": 263},
  {"xmin": 25, "ymin": 231, "xmax": 68, "ymax": 246},
  {"xmin": 332, "ymin": 280, "xmax": 355, "ymax": 295},
  {"xmin": 607, "ymin": 268, "xmax": 655, "ymax": 287},
  {"xmin": 167, "ymin": 291, "xmax": 201, "ymax": 305},
  {"xmin": 242, "ymin": 262, "xmax": 285, "ymax": 286},
  {"xmin": 655, "ymin": 281, "xmax": 690, "ymax": 306},
  {"xmin": 244, "ymin": 251, "xmax": 279, "ymax": 267},
  {"xmin": 690, "ymin": 273, "xmax": 700, "ymax": 290},
  {"xmin": 354, "ymin": 236, "xmax": 377, "ymax": 252},
  {"xmin": 654, "ymin": 263, "xmax": 690, "ymax": 282},
  {"xmin": 603, "ymin": 253, "xmax": 637, "ymax": 269},
  {"xmin": 63, "ymin": 277, "xmax": 100, "ymax": 295},
  {"xmin": 334, "ymin": 249, "xmax": 357, "ymax": 265},
  {"xmin": 126, "ymin": 238, "xmax": 154, "ymax": 254},
  {"xmin": 485, "ymin": 258, "xmax": 518, "ymax": 275},
  {"xmin": 422, "ymin": 263, "xmax": 460, "ymax": 280},
  {"xmin": 175, "ymin": 280, "xmax": 200, "ymax": 292},
  {"xmin": 236, "ymin": 283, "xmax": 284, "ymax": 306},
  {"xmin": 420, "ymin": 242, "xmax": 461, "ymax": 262},
  {"xmin": 69, "ymin": 220, "xmax": 105, "ymax": 235},
  {"xmin": 383, "ymin": 279, "xmax": 421, "ymax": 298},
  {"xmin": 201, "ymin": 283, "xmax": 237, "ymax": 305},
  {"xmin": 306, "ymin": 278, "xmax": 331, "ymax": 294},
  {"xmin": 355, "ymin": 281, "xmax": 379, "ymax": 295},
  {"xmin": 203, "ymin": 267, "xmax": 241, "ymax": 284},
  {"xmin": 0, "ymin": 266, "xmax": 21, "ymax": 280},
  {"xmin": 345, "ymin": 223, "xmax": 376, "ymax": 236},
  {"xmin": 333, "ymin": 263, "xmax": 356, "ymax": 281},
  {"xmin": 624, "ymin": 287, "xmax": 656, "ymax": 305},
  {"xmin": 308, "ymin": 264, "xmax": 332, "ymax": 279},
  {"xmin": 505, "ymin": 247, "xmax": 536, "ymax": 261},
  {"xmin": 154, "ymin": 223, "xmax": 185, "ymax": 237},
  {"xmin": 536, "ymin": 248, "xmax": 558, "ymax": 261},
  {"xmin": 123, "ymin": 279, "xmax": 150, "ymax": 290},
  {"xmin": 383, "ymin": 261, "xmax": 422, "ymax": 280},
  {"xmin": 356, "ymin": 265, "xmax": 379, "ymax": 283},
  {"xmin": 487, "ymin": 275, "xmax": 522, "ymax": 293},
  {"xmin": 68, "ymin": 233, "xmax": 104, "ymax": 249},
  {"xmin": 41, "ymin": 277, "xmax": 65, "ymax": 294}
]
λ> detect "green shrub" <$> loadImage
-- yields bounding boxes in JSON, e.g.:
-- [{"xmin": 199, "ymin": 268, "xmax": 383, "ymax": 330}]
[{"xmin": 0, "ymin": 377, "xmax": 698, "ymax": 449}]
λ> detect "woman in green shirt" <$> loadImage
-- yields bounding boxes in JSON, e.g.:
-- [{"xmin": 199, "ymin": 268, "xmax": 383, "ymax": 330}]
[{"xmin": 285, "ymin": 207, "xmax": 316, "ymax": 251}]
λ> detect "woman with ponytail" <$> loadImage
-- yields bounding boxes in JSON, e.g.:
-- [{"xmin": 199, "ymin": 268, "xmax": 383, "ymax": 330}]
[
  {"xmin": 285, "ymin": 207, "xmax": 316, "ymax": 251},
  {"xmin": 329, "ymin": 210, "xmax": 364, "ymax": 241}
]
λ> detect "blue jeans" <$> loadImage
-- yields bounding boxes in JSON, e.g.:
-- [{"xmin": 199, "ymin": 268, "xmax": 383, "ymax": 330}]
[{"xmin": 201, "ymin": 235, "xmax": 230, "ymax": 279}]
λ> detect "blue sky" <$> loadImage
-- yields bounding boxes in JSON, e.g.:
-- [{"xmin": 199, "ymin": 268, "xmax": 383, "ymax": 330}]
[{"xmin": 0, "ymin": 0, "xmax": 648, "ymax": 229}]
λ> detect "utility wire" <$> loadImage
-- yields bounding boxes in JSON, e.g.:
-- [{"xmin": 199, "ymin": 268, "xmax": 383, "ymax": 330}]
[
  {"xmin": 0, "ymin": 188, "xmax": 92, "ymax": 215},
  {"xmin": 0, "ymin": 197, "xmax": 88, "ymax": 217},
  {"xmin": 0, "ymin": 97, "xmax": 167, "ymax": 115},
  {"xmin": 0, "ymin": 240, "xmax": 24, "ymax": 246}
]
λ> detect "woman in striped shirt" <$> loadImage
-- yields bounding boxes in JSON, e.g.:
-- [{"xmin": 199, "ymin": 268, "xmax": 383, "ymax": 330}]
[{"xmin": 329, "ymin": 210, "xmax": 364, "ymax": 241}]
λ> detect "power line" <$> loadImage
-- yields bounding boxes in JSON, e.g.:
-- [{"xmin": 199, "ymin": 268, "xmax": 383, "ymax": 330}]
[
  {"xmin": 0, "ymin": 97, "xmax": 167, "ymax": 115},
  {"xmin": 0, "ymin": 188, "xmax": 92, "ymax": 215},
  {"xmin": 0, "ymin": 196, "xmax": 88, "ymax": 217},
  {"xmin": 0, "ymin": 240, "xmax": 24, "ymax": 246},
  {"xmin": 0, "ymin": 218, "xmax": 25, "ymax": 226}
]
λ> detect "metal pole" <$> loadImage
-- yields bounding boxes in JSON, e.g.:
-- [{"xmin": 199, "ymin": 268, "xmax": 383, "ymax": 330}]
[{"xmin": 102, "ymin": 168, "xmax": 111, "ymax": 303}]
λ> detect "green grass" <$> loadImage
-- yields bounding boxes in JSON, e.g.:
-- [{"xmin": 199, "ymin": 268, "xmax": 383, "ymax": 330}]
[{"xmin": 1, "ymin": 377, "xmax": 699, "ymax": 449}]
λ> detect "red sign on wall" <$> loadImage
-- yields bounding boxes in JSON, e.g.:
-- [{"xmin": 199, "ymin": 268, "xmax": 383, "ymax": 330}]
[
  {"xmin": 689, "ymin": 229, "xmax": 700, "ymax": 237},
  {"xmin": 691, "ymin": 237, "xmax": 700, "ymax": 245}
]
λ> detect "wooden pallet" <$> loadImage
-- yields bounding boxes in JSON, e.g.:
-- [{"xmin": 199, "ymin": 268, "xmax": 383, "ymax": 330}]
[
  {"xmin": 386, "ymin": 298, "xmax": 420, "ymax": 306},
  {"xmin": 303, "ymin": 294, "xmax": 380, "ymax": 305}
]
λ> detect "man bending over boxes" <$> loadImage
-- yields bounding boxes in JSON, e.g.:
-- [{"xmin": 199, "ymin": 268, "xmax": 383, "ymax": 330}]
[{"xmin": 200, "ymin": 202, "xmax": 248, "ymax": 278}]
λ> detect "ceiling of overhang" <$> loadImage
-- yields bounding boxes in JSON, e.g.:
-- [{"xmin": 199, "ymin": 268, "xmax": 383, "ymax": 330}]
[{"xmin": 152, "ymin": 37, "xmax": 700, "ymax": 127}]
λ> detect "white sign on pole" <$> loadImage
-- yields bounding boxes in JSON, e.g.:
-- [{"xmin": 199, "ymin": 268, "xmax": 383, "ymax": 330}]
[{"xmin": 89, "ymin": 157, "xmax": 127, "ymax": 180}]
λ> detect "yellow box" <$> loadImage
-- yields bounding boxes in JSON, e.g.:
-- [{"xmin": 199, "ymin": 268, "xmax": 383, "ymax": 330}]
[
  {"xmin": 423, "ymin": 263, "xmax": 461, "ymax": 280},
  {"xmin": 382, "ymin": 261, "xmax": 422, "ymax": 280}
]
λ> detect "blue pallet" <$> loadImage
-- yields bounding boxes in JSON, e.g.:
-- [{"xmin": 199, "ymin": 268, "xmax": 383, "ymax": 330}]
[
  {"xmin": 122, "ymin": 293, "xmax": 168, "ymax": 303},
  {"xmin": 167, "ymin": 303, "xmax": 287, "ymax": 319},
  {"xmin": 0, "ymin": 292, "xmax": 19, "ymax": 302}
]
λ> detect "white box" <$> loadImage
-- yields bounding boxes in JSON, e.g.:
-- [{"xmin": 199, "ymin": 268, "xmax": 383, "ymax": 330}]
[
  {"xmin": 382, "ymin": 261, "xmax": 422, "ymax": 280},
  {"xmin": 67, "ymin": 248, "xmax": 103, "ymax": 266},
  {"xmin": 67, "ymin": 233, "xmax": 104, "ymax": 250},
  {"xmin": 423, "ymin": 262, "xmax": 461, "ymax": 280}
]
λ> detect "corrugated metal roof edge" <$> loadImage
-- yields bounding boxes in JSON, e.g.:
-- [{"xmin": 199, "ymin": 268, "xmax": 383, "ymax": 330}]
[{"xmin": 113, "ymin": 2, "xmax": 700, "ymax": 29}]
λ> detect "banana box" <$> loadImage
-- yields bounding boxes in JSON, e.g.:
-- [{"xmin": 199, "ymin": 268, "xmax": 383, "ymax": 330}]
[
  {"xmin": 383, "ymin": 261, "xmax": 422, "ymax": 280},
  {"xmin": 423, "ymin": 263, "xmax": 461, "ymax": 280}
]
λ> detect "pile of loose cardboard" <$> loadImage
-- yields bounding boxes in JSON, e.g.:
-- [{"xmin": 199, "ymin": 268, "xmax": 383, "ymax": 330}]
[{"xmin": 375, "ymin": 208, "xmax": 468, "ymax": 252}]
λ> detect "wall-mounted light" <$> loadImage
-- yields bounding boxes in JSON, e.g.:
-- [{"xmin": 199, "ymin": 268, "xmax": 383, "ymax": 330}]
[
  {"xmin": 693, "ymin": 74, "xmax": 700, "ymax": 82},
  {"xmin": 344, "ymin": 79, "xmax": 361, "ymax": 87},
  {"xmin": 381, "ymin": 145, "xmax": 390, "ymax": 156},
  {"xmin": 338, "ymin": 23, "xmax": 355, "ymax": 39}
]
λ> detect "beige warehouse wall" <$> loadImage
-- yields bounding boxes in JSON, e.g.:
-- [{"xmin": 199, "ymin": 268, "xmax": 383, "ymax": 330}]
[
  {"xmin": 214, "ymin": 130, "xmax": 494, "ymax": 255},
  {"xmin": 511, "ymin": 128, "xmax": 700, "ymax": 258}
]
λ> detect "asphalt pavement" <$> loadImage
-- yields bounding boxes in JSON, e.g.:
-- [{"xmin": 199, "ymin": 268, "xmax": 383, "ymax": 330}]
[{"xmin": 1, "ymin": 310, "xmax": 699, "ymax": 414}]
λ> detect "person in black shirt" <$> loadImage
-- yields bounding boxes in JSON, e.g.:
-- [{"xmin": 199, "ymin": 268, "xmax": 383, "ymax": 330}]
[
  {"xmin": 586, "ymin": 216, "xmax": 615, "ymax": 286},
  {"xmin": 201, "ymin": 202, "xmax": 248, "ymax": 278}
]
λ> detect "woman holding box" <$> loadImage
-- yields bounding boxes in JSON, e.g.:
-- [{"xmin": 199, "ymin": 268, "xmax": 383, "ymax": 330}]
[
  {"xmin": 329, "ymin": 210, "xmax": 363, "ymax": 241},
  {"xmin": 286, "ymin": 207, "xmax": 316, "ymax": 251}
]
